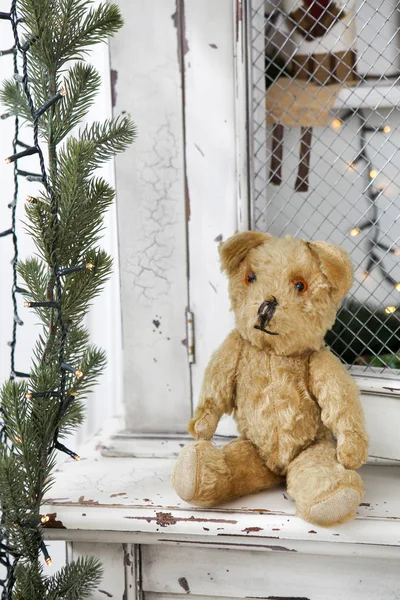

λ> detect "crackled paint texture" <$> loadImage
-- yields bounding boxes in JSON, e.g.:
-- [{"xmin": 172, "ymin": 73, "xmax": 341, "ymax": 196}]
[
  {"xmin": 110, "ymin": 0, "xmax": 191, "ymax": 432},
  {"xmin": 128, "ymin": 116, "xmax": 181, "ymax": 302}
]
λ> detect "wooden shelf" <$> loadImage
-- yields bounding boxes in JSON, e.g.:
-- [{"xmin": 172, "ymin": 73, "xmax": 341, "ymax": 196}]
[{"xmin": 43, "ymin": 437, "xmax": 400, "ymax": 559}]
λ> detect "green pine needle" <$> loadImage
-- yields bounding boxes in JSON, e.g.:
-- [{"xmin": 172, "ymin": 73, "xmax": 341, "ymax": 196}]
[{"xmin": 0, "ymin": 0, "xmax": 135, "ymax": 596}]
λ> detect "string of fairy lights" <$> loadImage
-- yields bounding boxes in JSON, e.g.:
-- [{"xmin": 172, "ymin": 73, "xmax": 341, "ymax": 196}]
[
  {"xmin": 0, "ymin": 1, "xmax": 93, "ymax": 591},
  {"xmin": 331, "ymin": 107, "xmax": 399, "ymax": 315}
]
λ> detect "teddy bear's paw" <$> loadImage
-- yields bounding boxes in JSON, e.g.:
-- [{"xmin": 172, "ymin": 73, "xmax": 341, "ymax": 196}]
[
  {"xmin": 337, "ymin": 430, "xmax": 369, "ymax": 470},
  {"xmin": 309, "ymin": 486, "xmax": 363, "ymax": 527},
  {"xmin": 188, "ymin": 410, "xmax": 219, "ymax": 440},
  {"xmin": 172, "ymin": 443, "xmax": 199, "ymax": 503}
]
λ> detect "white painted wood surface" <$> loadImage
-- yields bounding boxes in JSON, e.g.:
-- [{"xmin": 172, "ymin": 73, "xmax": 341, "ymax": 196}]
[
  {"xmin": 69, "ymin": 542, "xmax": 126, "ymax": 600},
  {"xmin": 184, "ymin": 0, "xmax": 238, "ymax": 436},
  {"xmin": 141, "ymin": 544, "xmax": 400, "ymax": 599},
  {"xmin": 110, "ymin": 0, "xmax": 191, "ymax": 433},
  {"xmin": 43, "ymin": 443, "xmax": 400, "ymax": 557},
  {"xmin": 42, "ymin": 441, "xmax": 400, "ymax": 598}
]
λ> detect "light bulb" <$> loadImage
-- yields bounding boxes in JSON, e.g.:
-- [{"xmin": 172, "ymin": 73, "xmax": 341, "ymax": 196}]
[
  {"xmin": 385, "ymin": 306, "xmax": 396, "ymax": 314},
  {"xmin": 383, "ymin": 125, "xmax": 391, "ymax": 133},
  {"xmin": 41, "ymin": 515, "xmax": 50, "ymax": 524},
  {"xmin": 369, "ymin": 169, "xmax": 378, "ymax": 179},
  {"xmin": 394, "ymin": 249, "xmax": 400, "ymax": 256},
  {"xmin": 4, "ymin": 157, "xmax": 11, "ymax": 164},
  {"xmin": 45, "ymin": 557, "xmax": 52, "ymax": 566},
  {"xmin": 331, "ymin": 118, "xmax": 342, "ymax": 130},
  {"xmin": 74, "ymin": 454, "xmax": 81, "ymax": 461},
  {"xmin": 396, "ymin": 283, "xmax": 400, "ymax": 292},
  {"xmin": 86, "ymin": 263, "xmax": 94, "ymax": 270},
  {"xmin": 75, "ymin": 369, "xmax": 83, "ymax": 379},
  {"xmin": 350, "ymin": 228, "xmax": 360, "ymax": 237},
  {"xmin": 26, "ymin": 196, "xmax": 35, "ymax": 203},
  {"xmin": 60, "ymin": 88, "xmax": 67, "ymax": 96},
  {"xmin": 25, "ymin": 393, "xmax": 32, "ymax": 399},
  {"xmin": 23, "ymin": 301, "xmax": 31, "ymax": 307}
]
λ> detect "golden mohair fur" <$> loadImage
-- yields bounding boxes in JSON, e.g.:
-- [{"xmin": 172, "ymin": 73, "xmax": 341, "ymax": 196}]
[{"xmin": 172, "ymin": 231, "xmax": 368, "ymax": 526}]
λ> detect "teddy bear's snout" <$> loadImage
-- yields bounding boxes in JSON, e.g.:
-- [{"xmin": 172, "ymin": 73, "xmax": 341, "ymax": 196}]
[{"xmin": 255, "ymin": 297, "xmax": 279, "ymax": 335}]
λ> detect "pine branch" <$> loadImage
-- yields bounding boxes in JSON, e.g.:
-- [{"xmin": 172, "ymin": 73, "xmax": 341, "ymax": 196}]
[
  {"xmin": 80, "ymin": 116, "xmax": 137, "ymax": 165},
  {"xmin": 53, "ymin": 63, "xmax": 101, "ymax": 144},
  {"xmin": 46, "ymin": 555, "xmax": 103, "ymax": 600},
  {"xmin": 0, "ymin": 1, "xmax": 135, "ymax": 596},
  {"xmin": 52, "ymin": 2, "xmax": 123, "ymax": 69}
]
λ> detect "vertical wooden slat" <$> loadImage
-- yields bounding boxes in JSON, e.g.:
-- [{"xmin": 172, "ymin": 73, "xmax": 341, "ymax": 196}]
[
  {"xmin": 110, "ymin": 0, "xmax": 191, "ymax": 433},
  {"xmin": 184, "ymin": 0, "xmax": 237, "ymax": 433},
  {"xmin": 70, "ymin": 542, "xmax": 126, "ymax": 599}
]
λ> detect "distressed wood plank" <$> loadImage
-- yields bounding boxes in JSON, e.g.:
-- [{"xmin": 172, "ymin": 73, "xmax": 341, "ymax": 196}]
[
  {"xmin": 141, "ymin": 544, "xmax": 400, "ymax": 599},
  {"xmin": 110, "ymin": 0, "xmax": 191, "ymax": 432},
  {"xmin": 43, "ymin": 449, "xmax": 400, "ymax": 554},
  {"xmin": 70, "ymin": 542, "xmax": 126, "ymax": 599},
  {"xmin": 184, "ymin": 0, "xmax": 238, "ymax": 437}
]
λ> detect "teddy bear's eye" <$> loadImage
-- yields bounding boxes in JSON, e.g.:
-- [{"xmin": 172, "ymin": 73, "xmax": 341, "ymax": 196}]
[
  {"xmin": 293, "ymin": 278, "xmax": 308, "ymax": 292},
  {"xmin": 245, "ymin": 271, "xmax": 257, "ymax": 286}
]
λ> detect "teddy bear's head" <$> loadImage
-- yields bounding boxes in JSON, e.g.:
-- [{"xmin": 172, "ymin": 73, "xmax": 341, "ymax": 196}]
[{"xmin": 219, "ymin": 231, "xmax": 353, "ymax": 356}]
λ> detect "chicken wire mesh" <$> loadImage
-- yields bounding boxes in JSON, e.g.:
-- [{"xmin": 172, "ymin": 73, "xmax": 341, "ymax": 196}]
[{"xmin": 249, "ymin": 0, "xmax": 400, "ymax": 372}]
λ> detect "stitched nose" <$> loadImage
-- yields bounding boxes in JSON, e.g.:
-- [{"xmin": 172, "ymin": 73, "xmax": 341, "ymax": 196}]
[{"xmin": 257, "ymin": 296, "xmax": 278, "ymax": 327}]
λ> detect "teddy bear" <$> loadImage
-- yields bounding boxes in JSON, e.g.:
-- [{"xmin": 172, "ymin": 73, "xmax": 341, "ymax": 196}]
[{"xmin": 172, "ymin": 231, "xmax": 369, "ymax": 526}]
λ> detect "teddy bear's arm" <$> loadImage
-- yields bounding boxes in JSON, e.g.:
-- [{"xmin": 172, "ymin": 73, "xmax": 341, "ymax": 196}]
[
  {"xmin": 309, "ymin": 347, "xmax": 369, "ymax": 469},
  {"xmin": 188, "ymin": 330, "xmax": 243, "ymax": 440}
]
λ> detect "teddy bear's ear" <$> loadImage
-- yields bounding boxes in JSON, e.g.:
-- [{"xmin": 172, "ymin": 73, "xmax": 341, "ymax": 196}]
[
  {"xmin": 308, "ymin": 241, "xmax": 353, "ymax": 299},
  {"xmin": 219, "ymin": 231, "xmax": 270, "ymax": 275}
]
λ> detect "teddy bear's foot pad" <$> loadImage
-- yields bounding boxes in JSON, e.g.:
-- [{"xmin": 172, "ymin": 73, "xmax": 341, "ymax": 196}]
[
  {"xmin": 309, "ymin": 486, "xmax": 362, "ymax": 527},
  {"xmin": 172, "ymin": 444, "xmax": 198, "ymax": 503}
]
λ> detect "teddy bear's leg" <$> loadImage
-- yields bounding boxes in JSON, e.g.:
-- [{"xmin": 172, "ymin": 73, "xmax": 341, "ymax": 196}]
[
  {"xmin": 172, "ymin": 438, "xmax": 282, "ymax": 507},
  {"xmin": 286, "ymin": 439, "xmax": 365, "ymax": 527}
]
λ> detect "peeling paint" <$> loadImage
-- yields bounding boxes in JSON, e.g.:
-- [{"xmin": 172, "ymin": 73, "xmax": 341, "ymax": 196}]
[
  {"xmin": 171, "ymin": 1, "xmax": 189, "ymax": 57},
  {"xmin": 78, "ymin": 495, "xmax": 99, "ymax": 506},
  {"xmin": 236, "ymin": 0, "xmax": 243, "ymax": 41},
  {"xmin": 178, "ymin": 576, "xmax": 190, "ymax": 594},
  {"xmin": 156, "ymin": 512, "xmax": 178, "ymax": 527},
  {"xmin": 110, "ymin": 69, "xmax": 118, "ymax": 108},
  {"xmin": 123, "ymin": 547, "xmax": 132, "ymax": 567},
  {"xmin": 98, "ymin": 590, "xmax": 113, "ymax": 598},
  {"xmin": 219, "ymin": 533, "xmax": 280, "ymax": 541},
  {"xmin": 42, "ymin": 512, "xmax": 66, "ymax": 529},
  {"xmin": 242, "ymin": 526, "xmax": 263, "ymax": 534},
  {"xmin": 124, "ymin": 513, "xmax": 237, "ymax": 526},
  {"xmin": 194, "ymin": 143, "xmax": 204, "ymax": 157},
  {"xmin": 185, "ymin": 174, "xmax": 191, "ymax": 221},
  {"xmin": 247, "ymin": 597, "xmax": 310, "ymax": 600}
]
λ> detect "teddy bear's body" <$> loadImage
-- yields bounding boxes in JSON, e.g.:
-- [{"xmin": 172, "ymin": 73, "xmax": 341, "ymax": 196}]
[
  {"xmin": 173, "ymin": 232, "xmax": 368, "ymax": 526},
  {"xmin": 234, "ymin": 338, "xmax": 321, "ymax": 474}
]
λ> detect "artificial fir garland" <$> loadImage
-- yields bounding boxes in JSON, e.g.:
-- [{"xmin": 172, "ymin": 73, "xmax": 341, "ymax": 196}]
[{"xmin": 0, "ymin": 1, "xmax": 135, "ymax": 598}]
